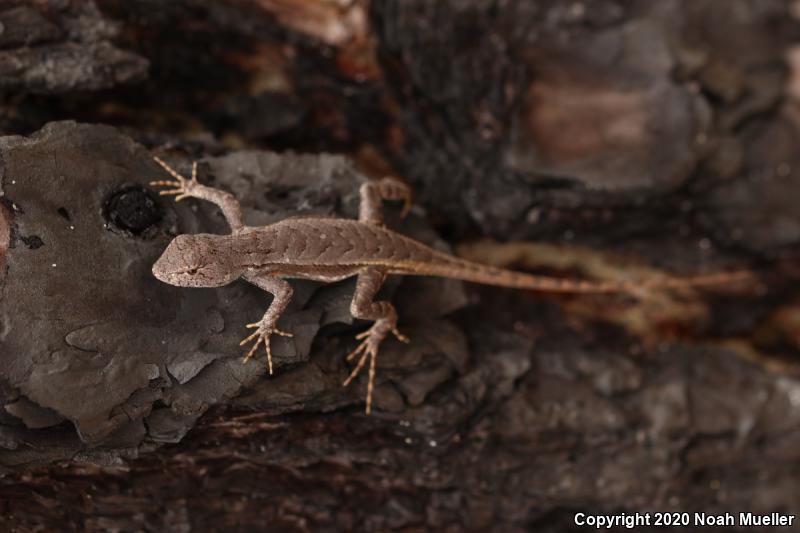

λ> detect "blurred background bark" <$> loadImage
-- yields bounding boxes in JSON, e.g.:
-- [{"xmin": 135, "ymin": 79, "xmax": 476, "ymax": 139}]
[{"xmin": 2, "ymin": 1, "xmax": 800, "ymax": 531}]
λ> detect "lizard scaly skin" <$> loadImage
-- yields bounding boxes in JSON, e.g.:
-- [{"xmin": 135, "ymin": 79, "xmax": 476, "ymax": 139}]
[{"xmin": 150, "ymin": 157, "xmax": 750, "ymax": 414}]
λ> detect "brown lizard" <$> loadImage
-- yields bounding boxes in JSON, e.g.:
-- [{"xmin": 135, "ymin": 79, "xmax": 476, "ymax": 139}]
[{"xmin": 150, "ymin": 157, "xmax": 751, "ymax": 414}]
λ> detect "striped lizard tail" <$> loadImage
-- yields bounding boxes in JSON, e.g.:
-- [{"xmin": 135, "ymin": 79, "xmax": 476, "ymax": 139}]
[{"xmin": 409, "ymin": 252, "xmax": 753, "ymax": 294}]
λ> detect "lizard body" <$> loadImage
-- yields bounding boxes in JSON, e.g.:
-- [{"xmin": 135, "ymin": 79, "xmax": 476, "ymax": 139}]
[
  {"xmin": 150, "ymin": 157, "xmax": 749, "ymax": 413},
  {"xmin": 164, "ymin": 217, "xmax": 740, "ymax": 292}
]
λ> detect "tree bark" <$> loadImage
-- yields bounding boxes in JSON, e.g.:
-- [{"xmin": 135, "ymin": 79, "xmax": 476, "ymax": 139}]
[{"xmin": 1, "ymin": 1, "xmax": 800, "ymax": 531}]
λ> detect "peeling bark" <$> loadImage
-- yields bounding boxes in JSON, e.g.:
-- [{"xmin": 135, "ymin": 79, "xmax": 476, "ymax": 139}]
[{"xmin": 1, "ymin": 1, "xmax": 800, "ymax": 531}]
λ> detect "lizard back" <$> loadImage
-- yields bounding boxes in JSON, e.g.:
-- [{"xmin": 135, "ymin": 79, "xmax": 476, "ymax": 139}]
[
  {"xmin": 232, "ymin": 217, "xmax": 441, "ymax": 269},
  {"xmin": 228, "ymin": 217, "xmax": 750, "ymax": 293}
]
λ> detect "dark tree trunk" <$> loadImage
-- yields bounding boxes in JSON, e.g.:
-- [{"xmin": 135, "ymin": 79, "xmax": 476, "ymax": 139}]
[{"xmin": 1, "ymin": 1, "xmax": 800, "ymax": 531}]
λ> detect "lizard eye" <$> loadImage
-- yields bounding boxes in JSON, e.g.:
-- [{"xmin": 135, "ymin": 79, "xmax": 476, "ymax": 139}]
[{"xmin": 187, "ymin": 267, "xmax": 198, "ymax": 275}]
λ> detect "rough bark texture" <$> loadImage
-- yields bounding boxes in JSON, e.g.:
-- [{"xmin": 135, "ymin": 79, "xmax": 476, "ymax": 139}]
[
  {"xmin": 0, "ymin": 1, "xmax": 147, "ymax": 93},
  {"xmin": 2, "ymin": 1, "xmax": 800, "ymax": 532}
]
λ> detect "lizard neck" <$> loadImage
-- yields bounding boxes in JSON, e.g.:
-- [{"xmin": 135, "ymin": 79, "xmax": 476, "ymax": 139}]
[{"xmin": 228, "ymin": 226, "xmax": 283, "ymax": 269}]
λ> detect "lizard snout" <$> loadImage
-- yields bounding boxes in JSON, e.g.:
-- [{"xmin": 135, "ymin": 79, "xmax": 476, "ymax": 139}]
[
  {"xmin": 151, "ymin": 234, "xmax": 243, "ymax": 288},
  {"xmin": 151, "ymin": 233, "xmax": 201, "ymax": 286},
  {"xmin": 151, "ymin": 253, "xmax": 174, "ymax": 284}
]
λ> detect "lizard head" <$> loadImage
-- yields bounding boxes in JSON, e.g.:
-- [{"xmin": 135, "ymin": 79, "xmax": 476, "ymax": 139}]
[{"xmin": 152, "ymin": 233, "xmax": 242, "ymax": 288}]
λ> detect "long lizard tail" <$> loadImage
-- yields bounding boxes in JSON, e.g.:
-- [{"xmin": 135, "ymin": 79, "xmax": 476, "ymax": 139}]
[{"xmin": 405, "ymin": 252, "xmax": 752, "ymax": 293}]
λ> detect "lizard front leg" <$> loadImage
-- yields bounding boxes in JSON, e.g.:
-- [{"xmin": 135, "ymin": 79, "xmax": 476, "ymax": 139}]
[
  {"xmin": 239, "ymin": 273, "xmax": 294, "ymax": 374},
  {"xmin": 359, "ymin": 177, "xmax": 412, "ymax": 225},
  {"xmin": 151, "ymin": 156, "xmax": 246, "ymax": 232},
  {"xmin": 343, "ymin": 267, "xmax": 409, "ymax": 414}
]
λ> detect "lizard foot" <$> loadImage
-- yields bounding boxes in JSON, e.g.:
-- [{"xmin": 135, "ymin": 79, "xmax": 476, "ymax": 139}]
[
  {"xmin": 343, "ymin": 324, "xmax": 409, "ymax": 414},
  {"xmin": 239, "ymin": 321, "xmax": 293, "ymax": 375},
  {"xmin": 377, "ymin": 177, "xmax": 413, "ymax": 218},
  {"xmin": 150, "ymin": 156, "xmax": 199, "ymax": 202}
]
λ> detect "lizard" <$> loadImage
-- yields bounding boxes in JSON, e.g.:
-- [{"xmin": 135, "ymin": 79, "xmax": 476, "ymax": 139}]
[{"xmin": 149, "ymin": 156, "xmax": 752, "ymax": 414}]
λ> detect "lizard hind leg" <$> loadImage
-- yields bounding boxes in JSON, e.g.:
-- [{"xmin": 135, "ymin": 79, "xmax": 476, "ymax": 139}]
[
  {"xmin": 343, "ymin": 267, "xmax": 410, "ymax": 414},
  {"xmin": 358, "ymin": 177, "xmax": 413, "ymax": 225}
]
